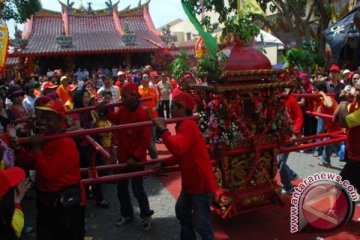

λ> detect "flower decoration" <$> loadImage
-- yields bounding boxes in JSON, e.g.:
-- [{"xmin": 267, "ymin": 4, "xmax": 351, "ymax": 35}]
[{"xmin": 196, "ymin": 91, "xmax": 293, "ymax": 148}]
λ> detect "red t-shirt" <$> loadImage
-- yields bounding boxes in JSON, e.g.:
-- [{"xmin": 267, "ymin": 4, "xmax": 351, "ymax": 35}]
[
  {"xmin": 347, "ymin": 102, "xmax": 360, "ymax": 161},
  {"xmin": 107, "ymin": 103, "xmax": 151, "ymax": 163},
  {"xmin": 162, "ymin": 119, "xmax": 218, "ymax": 194},
  {"xmin": 16, "ymin": 137, "xmax": 81, "ymax": 192},
  {"xmin": 314, "ymin": 96, "xmax": 341, "ymax": 132},
  {"xmin": 285, "ymin": 96, "xmax": 304, "ymax": 135}
]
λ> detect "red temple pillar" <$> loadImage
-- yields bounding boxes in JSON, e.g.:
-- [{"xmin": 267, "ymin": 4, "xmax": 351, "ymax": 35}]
[{"xmin": 26, "ymin": 56, "xmax": 34, "ymax": 75}]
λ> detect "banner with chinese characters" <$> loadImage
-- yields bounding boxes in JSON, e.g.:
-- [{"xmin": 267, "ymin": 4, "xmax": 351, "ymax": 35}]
[{"xmin": 0, "ymin": 19, "xmax": 9, "ymax": 73}]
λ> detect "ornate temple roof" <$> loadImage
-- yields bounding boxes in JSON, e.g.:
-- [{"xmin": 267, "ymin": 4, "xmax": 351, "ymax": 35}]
[{"xmin": 17, "ymin": 0, "xmax": 166, "ymax": 56}]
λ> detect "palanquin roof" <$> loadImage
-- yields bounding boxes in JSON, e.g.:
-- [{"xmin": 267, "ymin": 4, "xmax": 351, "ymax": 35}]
[{"xmin": 17, "ymin": 0, "xmax": 166, "ymax": 56}]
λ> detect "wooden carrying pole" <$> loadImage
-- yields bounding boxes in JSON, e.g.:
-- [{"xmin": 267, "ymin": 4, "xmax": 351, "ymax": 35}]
[{"xmin": 16, "ymin": 116, "xmax": 200, "ymax": 144}]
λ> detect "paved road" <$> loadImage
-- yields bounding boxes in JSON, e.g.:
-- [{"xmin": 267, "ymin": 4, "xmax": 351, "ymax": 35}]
[
  {"xmin": 22, "ymin": 149, "xmax": 346, "ymax": 240},
  {"xmin": 287, "ymin": 151, "xmax": 345, "ymax": 179}
]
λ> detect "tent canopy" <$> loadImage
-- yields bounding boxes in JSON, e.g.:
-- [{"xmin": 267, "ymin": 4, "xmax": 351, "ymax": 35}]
[{"xmin": 255, "ymin": 30, "xmax": 284, "ymax": 46}]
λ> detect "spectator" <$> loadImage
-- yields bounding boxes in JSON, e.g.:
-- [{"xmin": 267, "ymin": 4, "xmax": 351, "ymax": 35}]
[
  {"xmin": 97, "ymin": 74, "xmax": 120, "ymax": 103},
  {"xmin": 115, "ymin": 71, "xmax": 126, "ymax": 89},
  {"xmin": 33, "ymin": 81, "xmax": 42, "ymax": 98},
  {"xmin": 0, "ymin": 167, "xmax": 30, "ymax": 240},
  {"xmin": 6, "ymin": 87, "xmax": 28, "ymax": 122},
  {"xmin": 96, "ymin": 109, "xmax": 113, "ymax": 164},
  {"xmin": 138, "ymin": 74, "xmax": 158, "ymax": 160},
  {"xmin": 157, "ymin": 73, "xmax": 172, "ymax": 118},
  {"xmin": 328, "ymin": 64, "xmax": 345, "ymax": 103},
  {"xmin": 56, "ymin": 76, "xmax": 71, "ymax": 104},
  {"xmin": 22, "ymin": 83, "xmax": 37, "ymax": 116},
  {"xmin": 312, "ymin": 81, "xmax": 341, "ymax": 167},
  {"xmin": 41, "ymin": 81, "xmax": 58, "ymax": 96},
  {"xmin": 72, "ymin": 89, "xmax": 109, "ymax": 208},
  {"xmin": 64, "ymin": 84, "xmax": 78, "ymax": 110}
]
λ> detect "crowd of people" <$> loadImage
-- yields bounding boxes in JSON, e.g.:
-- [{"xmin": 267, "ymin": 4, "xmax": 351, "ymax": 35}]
[
  {"xmin": 277, "ymin": 64, "xmax": 360, "ymax": 195},
  {"xmin": 0, "ymin": 64, "xmax": 218, "ymax": 240},
  {"xmin": 0, "ymin": 62, "xmax": 360, "ymax": 239}
]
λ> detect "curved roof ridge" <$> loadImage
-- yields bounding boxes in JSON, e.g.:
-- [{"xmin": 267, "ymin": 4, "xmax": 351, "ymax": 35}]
[
  {"xmin": 118, "ymin": 0, "xmax": 150, "ymax": 16},
  {"xmin": 34, "ymin": 9, "xmax": 62, "ymax": 17},
  {"xmin": 58, "ymin": 0, "xmax": 120, "ymax": 16}
]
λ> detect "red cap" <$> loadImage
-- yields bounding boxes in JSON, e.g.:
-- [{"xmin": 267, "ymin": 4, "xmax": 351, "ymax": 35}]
[
  {"xmin": 172, "ymin": 92, "xmax": 195, "ymax": 111},
  {"xmin": 0, "ymin": 167, "xmax": 25, "ymax": 197},
  {"xmin": 150, "ymin": 71, "xmax": 159, "ymax": 77},
  {"xmin": 42, "ymin": 81, "xmax": 58, "ymax": 90},
  {"xmin": 121, "ymin": 83, "xmax": 139, "ymax": 96},
  {"xmin": 329, "ymin": 64, "xmax": 340, "ymax": 72},
  {"xmin": 150, "ymin": 71, "xmax": 159, "ymax": 78},
  {"xmin": 36, "ymin": 99, "xmax": 66, "ymax": 117}
]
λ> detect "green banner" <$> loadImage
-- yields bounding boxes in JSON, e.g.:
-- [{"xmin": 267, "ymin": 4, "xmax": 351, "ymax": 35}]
[{"xmin": 181, "ymin": 0, "xmax": 217, "ymax": 56}]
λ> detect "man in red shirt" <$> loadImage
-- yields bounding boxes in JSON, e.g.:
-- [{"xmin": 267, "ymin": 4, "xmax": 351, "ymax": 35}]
[
  {"xmin": 106, "ymin": 83, "xmax": 154, "ymax": 231},
  {"xmin": 153, "ymin": 92, "xmax": 218, "ymax": 240},
  {"xmin": 277, "ymin": 89, "xmax": 304, "ymax": 194},
  {"xmin": 12, "ymin": 100, "xmax": 84, "ymax": 240}
]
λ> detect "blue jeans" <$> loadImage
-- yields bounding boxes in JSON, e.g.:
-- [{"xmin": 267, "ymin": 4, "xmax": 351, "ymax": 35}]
[
  {"xmin": 175, "ymin": 191, "xmax": 215, "ymax": 240},
  {"xmin": 314, "ymin": 118, "xmax": 325, "ymax": 154},
  {"xmin": 277, "ymin": 153, "xmax": 296, "ymax": 191}
]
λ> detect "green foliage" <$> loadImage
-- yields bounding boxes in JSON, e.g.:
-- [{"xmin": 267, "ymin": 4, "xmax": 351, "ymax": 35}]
[
  {"xmin": 170, "ymin": 51, "xmax": 190, "ymax": 79},
  {"xmin": 282, "ymin": 41, "xmax": 325, "ymax": 70},
  {"xmin": 196, "ymin": 53, "xmax": 222, "ymax": 81},
  {"xmin": 222, "ymin": 9, "xmax": 260, "ymax": 43},
  {"xmin": 2, "ymin": 0, "xmax": 42, "ymax": 23},
  {"xmin": 184, "ymin": 0, "xmax": 267, "ymax": 32}
]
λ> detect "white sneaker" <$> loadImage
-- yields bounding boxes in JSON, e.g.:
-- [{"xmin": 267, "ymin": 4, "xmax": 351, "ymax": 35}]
[
  {"xmin": 115, "ymin": 216, "xmax": 132, "ymax": 227},
  {"xmin": 142, "ymin": 216, "xmax": 152, "ymax": 231}
]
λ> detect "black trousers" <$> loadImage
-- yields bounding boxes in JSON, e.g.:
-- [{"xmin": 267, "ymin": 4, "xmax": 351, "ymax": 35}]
[
  {"xmin": 340, "ymin": 158, "xmax": 360, "ymax": 192},
  {"xmin": 36, "ymin": 200, "xmax": 85, "ymax": 240},
  {"xmin": 303, "ymin": 113, "xmax": 317, "ymax": 137},
  {"xmin": 117, "ymin": 168, "xmax": 153, "ymax": 218},
  {"xmin": 159, "ymin": 100, "xmax": 170, "ymax": 119}
]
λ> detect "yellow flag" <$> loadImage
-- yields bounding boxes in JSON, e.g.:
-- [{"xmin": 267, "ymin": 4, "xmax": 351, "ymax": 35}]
[
  {"xmin": 349, "ymin": 0, "xmax": 357, "ymax": 11},
  {"xmin": 0, "ymin": 19, "xmax": 9, "ymax": 73},
  {"xmin": 331, "ymin": 3, "xmax": 350, "ymax": 22},
  {"xmin": 237, "ymin": 0, "xmax": 265, "ymax": 16}
]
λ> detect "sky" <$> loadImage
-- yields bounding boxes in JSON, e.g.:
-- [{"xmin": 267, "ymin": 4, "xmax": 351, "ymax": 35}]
[{"xmin": 7, "ymin": 0, "xmax": 188, "ymax": 37}]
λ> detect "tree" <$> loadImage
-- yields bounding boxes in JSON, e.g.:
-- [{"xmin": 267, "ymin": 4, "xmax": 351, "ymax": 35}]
[
  {"xmin": 184, "ymin": 0, "xmax": 355, "ymax": 57},
  {"xmin": 1, "ymin": 0, "xmax": 42, "ymax": 23}
]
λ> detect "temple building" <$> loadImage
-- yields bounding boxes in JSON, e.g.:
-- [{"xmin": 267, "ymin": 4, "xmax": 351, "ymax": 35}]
[{"xmin": 8, "ymin": 0, "xmax": 167, "ymax": 74}]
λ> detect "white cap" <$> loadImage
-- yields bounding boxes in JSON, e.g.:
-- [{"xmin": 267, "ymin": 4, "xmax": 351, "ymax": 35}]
[
  {"xmin": 342, "ymin": 69, "xmax": 350, "ymax": 76},
  {"xmin": 117, "ymin": 71, "xmax": 125, "ymax": 76}
]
